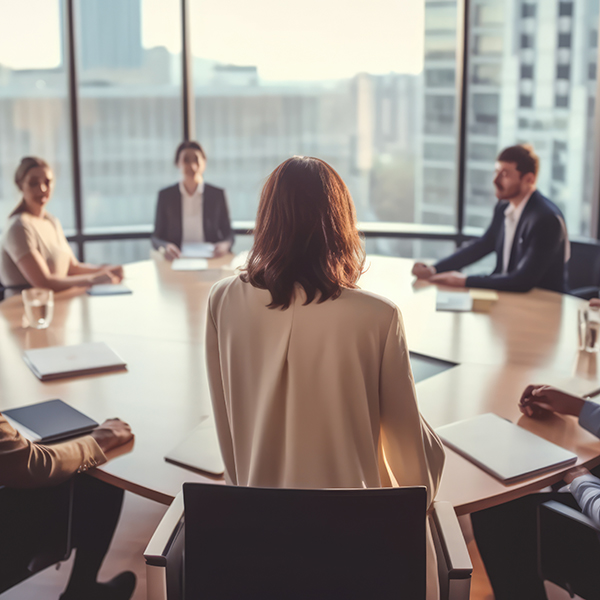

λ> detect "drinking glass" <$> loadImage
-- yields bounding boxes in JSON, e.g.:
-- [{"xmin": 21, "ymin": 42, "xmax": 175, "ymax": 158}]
[
  {"xmin": 22, "ymin": 288, "xmax": 54, "ymax": 329},
  {"xmin": 579, "ymin": 307, "xmax": 600, "ymax": 353}
]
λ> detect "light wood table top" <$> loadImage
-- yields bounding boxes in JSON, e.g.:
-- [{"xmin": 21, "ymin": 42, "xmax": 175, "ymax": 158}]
[{"xmin": 1, "ymin": 255, "xmax": 599, "ymax": 514}]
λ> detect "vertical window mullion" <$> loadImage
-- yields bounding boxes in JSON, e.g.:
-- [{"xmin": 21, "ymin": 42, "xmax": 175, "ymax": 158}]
[{"xmin": 65, "ymin": 0, "xmax": 85, "ymax": 260}]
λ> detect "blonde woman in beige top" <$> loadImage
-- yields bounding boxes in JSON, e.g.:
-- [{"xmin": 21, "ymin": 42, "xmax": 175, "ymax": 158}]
[
  {"xmin": 0, "ymin": 157, "xmax": 124, "ymax": 296},
  {"xmin": 206, "ymin": 156, "xmax": 445, "ymax": 599}
]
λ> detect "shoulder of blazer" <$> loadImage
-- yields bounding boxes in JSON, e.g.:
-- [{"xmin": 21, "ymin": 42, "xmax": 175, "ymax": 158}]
[
  {"xmin": 158, "ymin": 184, "xmax": 181, "ymax": 203},
  {"xmin": 524, "ymin": 190, "xmax": 564, "ymax": 221},
  {"xmin": 203, "ymin": 183, "xmax": 226, "ymax": 204},
  {"xmin": 204, "ymin": 183, "xmax": 225, "ymax": 195}
]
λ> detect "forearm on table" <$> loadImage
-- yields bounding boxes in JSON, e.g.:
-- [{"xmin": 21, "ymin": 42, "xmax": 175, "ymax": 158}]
[
  {"xmin": 0, "ymin": 435, "xmax": 106, "ymax": 488},
  {"xmin": 68, "ymin": 262, "xmax": 105, "ymax": 276}
]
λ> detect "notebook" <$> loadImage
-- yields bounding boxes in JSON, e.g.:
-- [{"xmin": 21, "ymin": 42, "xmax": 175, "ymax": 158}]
[
  {"xmin": 165, "ymin": 421, "xmax": 225, "ymax": 476},
  {"xmin": 171, "ymin": 258, "xmax": 209, "ymax": 271},
  {"xmin": 86, "ymin": 284, "xmax": 132, "ymax": 296},
  {"xmin": 3, "ymin": 399, "xmax": 98, "ymax": 443},
  {"xmin": 181, "ymin": 242, "xmax": 215, "ymax": 258},
  {"xmin": 436, "ymin": 290, "xmax": 473, "ymax": 312},
  {"xmin": 23, "ymin": 342, "xmax": 127, "ymax": 381},
  {"xmin": 437, "ymin": 413, "xmax": 577, "ymax": 483}
]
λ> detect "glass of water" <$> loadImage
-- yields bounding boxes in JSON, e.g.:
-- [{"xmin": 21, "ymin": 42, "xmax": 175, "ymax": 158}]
[
  {"xmin": 579, "ymin": 306, "xmax": 600, "ymax": 353},
  {"xmin": 22, "ymin": 288, "xmax": 54, "ymax": 329}
]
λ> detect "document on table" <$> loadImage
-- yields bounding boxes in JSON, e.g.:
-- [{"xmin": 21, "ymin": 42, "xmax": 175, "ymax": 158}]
[
  {"xmin": 181, "ymin": 242, "xmax": 215, "ymax": 258},
  {"xmin": 87, "ymin": 284, "xmax": 132, "ymax": 296},
  {"xmin": 436, "ymin": 290, "xmax": 473, "ymax": 312},
  {"xmin": 165, "ymin": 420, "xmax": 225, "ymax": 476},
  {"xmin": 23, "ymin": 342, "xmax": 127, "ymax": 381},
  {"xmin": 171, "ymin": 258, "xmax": 209, "ymax": 271},
  {"xmin": 436, "ymin": 413, "xmax": 577, "ymax": 483}
]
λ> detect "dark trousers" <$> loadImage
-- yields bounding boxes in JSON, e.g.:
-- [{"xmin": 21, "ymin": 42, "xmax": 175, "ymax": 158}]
[
  {"xmin": 0, "ymin": 475, "xmax": 124, "ymax": 594},
  {"xmin": 471, "ymin": 465, "xmax": 600, "ymax": 600}
]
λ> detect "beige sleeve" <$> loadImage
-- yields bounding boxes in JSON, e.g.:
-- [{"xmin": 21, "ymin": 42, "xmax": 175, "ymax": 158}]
[
  {"xmin": 378, "ymin": 307, "xmax": 445, "ymax": 507},
  {"xmin": 0, "ymin": 414, "xmax": 107, "ymax": 489},
  {"xmin": 205, "ymin": 285, "xmax": 237, "ymax": 485},
  {"xmin": 52, "ymin": 215, "xmax": 77, "ymax": 261},
  {"xmin": 3, "ymin": 218, "xmax": 36, "ymax": 264}
]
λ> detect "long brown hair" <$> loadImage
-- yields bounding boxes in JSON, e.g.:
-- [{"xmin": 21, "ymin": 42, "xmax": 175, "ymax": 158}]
[
  {"xmin": 10, "ymin": 156, "xmax": 51, "ymax": 217},
  {"xmin": 241, "ymin": 156, "xmax": 365, "ymax": 309}
]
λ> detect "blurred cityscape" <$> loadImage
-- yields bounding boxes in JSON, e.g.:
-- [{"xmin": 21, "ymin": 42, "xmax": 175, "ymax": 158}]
[{"xmin": 0, "ymin": 0, "xmax": 598, "ymax": 263}]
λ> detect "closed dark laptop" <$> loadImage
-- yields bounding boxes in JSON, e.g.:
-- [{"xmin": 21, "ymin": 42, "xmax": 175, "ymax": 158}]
[{"xmin": 3, "ymin": 399, "xmax": 98, "ymax": 443}]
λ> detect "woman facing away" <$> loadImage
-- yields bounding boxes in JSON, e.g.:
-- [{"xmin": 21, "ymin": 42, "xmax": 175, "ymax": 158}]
[
  {"xmin": 205, "ymin": 156, "xmax": 445, "ymax": 599},
  {"xmin": 151, "ymin": 141, "xmax": 234, "ymax": 260},
  {"xmin": 0, "ymin": 157, "xmax": 123, "ymax": 296}
]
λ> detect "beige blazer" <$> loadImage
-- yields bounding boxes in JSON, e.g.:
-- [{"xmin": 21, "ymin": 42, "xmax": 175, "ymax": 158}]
[
  {"xmin": 206, "ymin": 276, "xmax": 445, "ymax": 599},
  {"xmin": 0, "ymin": 413, "xmax": 106, "ymax": 488}
]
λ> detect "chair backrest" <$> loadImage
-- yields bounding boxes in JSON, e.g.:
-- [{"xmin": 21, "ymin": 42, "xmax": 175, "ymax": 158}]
[
  {"xmin": 538, "ymin": 500, "xmax": 600, "ymax": 600},
  {"xmin": 182, "ymin": 483, "xmax": 427, "ymax": 600},
  {"xmin": 568, "ymin": 240, "xmax": 600, "ymax": 291}
]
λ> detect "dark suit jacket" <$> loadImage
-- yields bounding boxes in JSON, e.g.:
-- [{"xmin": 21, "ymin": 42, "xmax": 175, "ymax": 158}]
[
  {"xmin": 151, "ymin": 183, "xmax": 234, "ymax": 251},
  {"xmin": 434, "ymin": 190, "xmax": 569, "ymax": 293}
]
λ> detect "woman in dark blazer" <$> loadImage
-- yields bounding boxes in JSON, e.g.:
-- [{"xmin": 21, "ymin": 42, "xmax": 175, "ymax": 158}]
[{"xmin": 152, "ymin": 141, "xmax": 234, "ymax": 260}]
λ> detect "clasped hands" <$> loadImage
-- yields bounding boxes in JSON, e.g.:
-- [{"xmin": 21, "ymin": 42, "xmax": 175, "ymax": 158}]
[
  {"xmin": 411, "ymin": 262, "xmax": 467, "ymax": 288},
  {"xmin": 519, "ymin": 384, "xmax": 590, "ymax": 484}
]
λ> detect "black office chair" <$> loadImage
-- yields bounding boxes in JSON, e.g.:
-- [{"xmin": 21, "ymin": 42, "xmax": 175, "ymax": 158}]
[
  {"xmin": 0, "ymin": 481, "xmax": 74, "ymax": 593},
  {"xmin": 568, "ymin": 240, "xmax": 600, "ymax": 300},
  {"xmin": 144, "ymin": 484, "xmax": 472, "ymax": 600},
  {"xmin": 538, "ymin": 500, "xmax": 600, "ymax": 599}
]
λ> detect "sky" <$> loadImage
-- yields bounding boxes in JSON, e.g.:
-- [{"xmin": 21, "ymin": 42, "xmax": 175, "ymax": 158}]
[{"xmin": 0, "ymin": 0, "xmax": 425, "ymax": 80}]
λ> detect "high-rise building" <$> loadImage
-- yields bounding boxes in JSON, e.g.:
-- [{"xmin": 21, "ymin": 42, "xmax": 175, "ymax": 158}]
[
  {"xmin": 78, "ymin": 0, "xmax": 143, "ymax": 70},
  {"xmin": 421, "ymin": 0, "xmax": 599, "ymax": 238}
]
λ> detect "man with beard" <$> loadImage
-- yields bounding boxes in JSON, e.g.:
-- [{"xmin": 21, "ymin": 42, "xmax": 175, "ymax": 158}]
[{"xmin": 412, "ymin": 144, "xmax": 569, "ymax": 293}]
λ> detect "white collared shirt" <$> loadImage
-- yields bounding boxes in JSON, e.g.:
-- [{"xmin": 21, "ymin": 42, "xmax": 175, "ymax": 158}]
[
  {"xmin": 502, "ymin": 191, "xmax": 533, "ymax": 274},
  {"xmin": 180, "ymin": 180, "xmax": 205, "ymax": 244}
]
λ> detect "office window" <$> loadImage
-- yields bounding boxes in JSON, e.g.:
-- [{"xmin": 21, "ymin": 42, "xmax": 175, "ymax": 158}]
[
  {"xmin": 559, "ymin": 2, "xmax": 573, "ymax": 17},
  {"xmin": 520, "ymin": 64, "xmax": 534, "ymax": 79},
  {"xmin": 473, "ymin": 35, "xmax": 503, "ymax": 56},
  {"xmin": 474, "ymin": 4, "xmax": 504, "ymax": 26},
  {"xmin": 424, "ymin": 35, "xmax": 457, "ymax": 60},
  {"xmin": 75, "ymin": 0, "xmax": 183, "ymax": 243},
  {"xmin": 519, "ymin": 94, "xmax": 533, "ymax": 107},
  {"xmin": 473, "ymin": 64, "xmax": 502, "ymax": 85},
  {"xmin": 423, "ymin": 142, "xmax": 456, "ymax": 161},
  {"xmin": 425, "ymin": 4, "xmax": 456, "ymax": 30},
  {"xmin": 468, "ymin": 143, "xmax": 498, "ymax": 162},
  {"xmin": 471, "ymin": 93, "xmax": 500, "ymax": 135},
  {"xmin": 558, "ymin": 33, "xmax": 572, "ymax": 48},
  {"xmin": 521, "ymin": 3, "xmax": 536, "ymax": 18},
  {"xmin": 555, "ymin": 95, "xmax": 569, "ymax": 108},
  {"xmin": 426, "ymin": 69, "xmax": 455, "ymax": 87},
  {"xmin": 424, "ymin": 95, "xmax": 456, "ymax": 135},
  {"xmin": 590, "ymin": 63, "xmax": 598, "ymax": 80},
  {"xmin": 521, "ymin": 34, "xmax": 534, "ymax": 49},
  {"xmin": 190, "ymin": 0, "xmax": 458, "ymax": 229},
  {"xmin": 0, "ymin": 0, "xmax": 74, "ymax": 232},
  {"xmin": 556, "ymin": 65, "xmax": 570, "ymax": 79}
]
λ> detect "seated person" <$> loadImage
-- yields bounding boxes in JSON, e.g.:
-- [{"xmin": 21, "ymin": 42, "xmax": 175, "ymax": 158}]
[
  {"xmin": 206, "ymin": 156, "xmax": 445, "ymax": 600},
  {"xmin": 0, "ymin": 157, "xmax": 124, "ymax": 297},
  {"xmin": 471, "ymin": 384, "xmax": 600, "ymax": 600},
  {"xmin": 0, "ymin": 413, "xmax": 135, "ymax": 600},
  {"xmin": 412, "ymin": 144, "xmax": 569, "ymax": 293},
  {"xmin": 151, "ymin": 141, "xmax": 234, "ymax": 260}
]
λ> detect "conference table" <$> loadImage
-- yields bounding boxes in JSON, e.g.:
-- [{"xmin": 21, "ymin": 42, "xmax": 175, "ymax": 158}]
[{"xmin": 1, "ymin": 254, "xmax": 600, "ymax": 516}]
